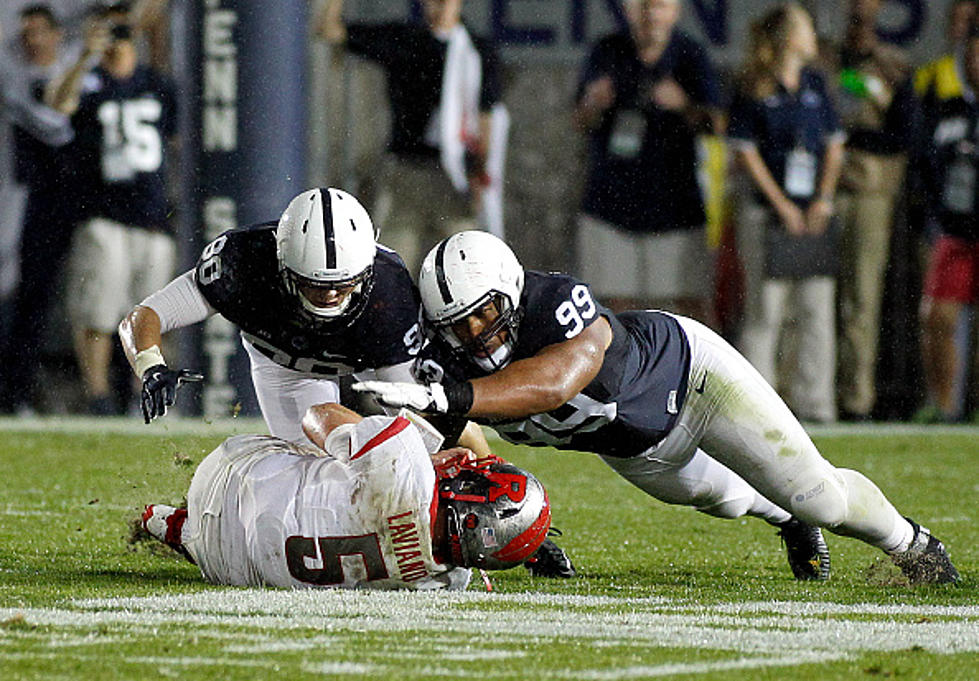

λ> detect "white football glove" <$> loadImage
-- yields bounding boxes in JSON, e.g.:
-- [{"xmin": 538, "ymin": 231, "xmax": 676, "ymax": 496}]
[{"xmin": 352, "ymin": 381, "xmax": 449, "ymax": 414}]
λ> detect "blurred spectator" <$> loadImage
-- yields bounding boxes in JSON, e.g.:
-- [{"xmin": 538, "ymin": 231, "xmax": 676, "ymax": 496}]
[
  {"xmin": 0, "ymin": 4, "xmax": 83, "ymax": 415},
  {"xmin": 914, "ymin": 0, "xmax": 975, "ymax": 98},
  {"xmin": 0, "ymin": 9, "xmax": 75, "ymax": 340},
  {"xmin": 316, "ymin": 0, "xmax": 507, "ymax": 277},
  {"xmin": 826, "ymin": 0, "xmax": 915, "ymax": 421},
  {"xmin": 53, "ymin": 4, "xmax": 177, "ymax": 415},
  {"xmin": 914, "ymin": 26, "xmax": 979, "ymax": 423},
  {"xmin": 728, "ymin": 2, "xmax": 845, "ymax": 423},
  {"xmin": 572, "ymin": 0, "xmax": 721, "ymax": 320}
]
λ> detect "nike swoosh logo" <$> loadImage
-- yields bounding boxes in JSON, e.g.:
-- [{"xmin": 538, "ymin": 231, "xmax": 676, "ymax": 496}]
[{"xmin": 694, "ymin": 373, "xmax": 707, "ymax": 394}]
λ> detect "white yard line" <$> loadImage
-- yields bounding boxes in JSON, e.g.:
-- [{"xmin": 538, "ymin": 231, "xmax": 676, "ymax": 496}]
[
  {"xmin": 0, "ymin": 416, "xmax": 266, "ymax": 437},
  {"xmin": 4, "ymin": 591, "xmax": 977, "ymax": 679},
  {"xmin": 1, "ymin": 416, "xmax": 978, "ymax": 440},
  {"xmin": 3, "ymin": 592, "xmax": 977, "ymax": 656}
]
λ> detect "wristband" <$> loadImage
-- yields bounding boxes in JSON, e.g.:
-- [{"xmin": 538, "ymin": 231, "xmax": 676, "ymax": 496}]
[
  {"xmin": 134, "ymin": 345, "xmax": 166, "ymax": 378},
  {"xmin": 444, "ymin": 381, "xmax": 475, "ymax": 415}
]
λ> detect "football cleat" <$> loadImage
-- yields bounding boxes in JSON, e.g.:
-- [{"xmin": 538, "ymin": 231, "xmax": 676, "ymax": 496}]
[
  {"xmin": 524, "ymin": 536, "xmax": 576, "ymax": 579},
  {"xmin": 141, "ymin": 504, "xmax": 190, "ymax": 557},
  {"xmin": 777, "ymin": 517, "xmax": 831, "ymax": 581},
  {"xmin": 890, "ymin": 518, "xmax": 960, "ymax": 585}
]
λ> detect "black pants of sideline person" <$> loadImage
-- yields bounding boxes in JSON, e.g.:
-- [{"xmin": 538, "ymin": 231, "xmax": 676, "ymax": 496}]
[{"xmin": 0, "ymin": 188, "xmax": 78, "ymax": 412}]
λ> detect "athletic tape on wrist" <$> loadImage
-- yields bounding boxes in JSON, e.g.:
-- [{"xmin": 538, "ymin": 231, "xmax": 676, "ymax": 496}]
[{"xmin": 134, "ymin": 345, "xmax": 166, "ymax": 378}]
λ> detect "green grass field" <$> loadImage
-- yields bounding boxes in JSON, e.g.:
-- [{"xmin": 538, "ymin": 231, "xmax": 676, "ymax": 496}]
[{"xmin": 0, "ymin": 418, "xmax": 976, "ymax": 680}]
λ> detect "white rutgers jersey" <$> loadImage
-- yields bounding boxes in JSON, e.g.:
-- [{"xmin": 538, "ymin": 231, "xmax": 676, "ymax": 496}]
[{"xmin": 181, "ymin": 413, "xmax": 471, "ymax": 591}]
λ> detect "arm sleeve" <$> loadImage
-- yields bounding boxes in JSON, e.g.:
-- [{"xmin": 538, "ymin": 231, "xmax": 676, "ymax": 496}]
[
  {"xmin": 727, "ymin": 89, "xmax": 760, "ymax": 148},
  {"xmin": 681, "ymin": 42, "xmax": 721, "ymax": 108},
  {"xmin": 0, "ymin": 81, "xmax": 74, "ymax": 147},
  {"xmin": 575, "ymin": 41, "xmax": 607, "ymax": 104},
  {"xmin": 140, "ymin": 269, "xmax": 215, "ymax": 334},
  {"xmin": 477, "ymin": 39, "xmax": 502, "ymax": 110},
  {"xmin": 345, "ymin": 23, "xmax": 401, "ymax": 66}
]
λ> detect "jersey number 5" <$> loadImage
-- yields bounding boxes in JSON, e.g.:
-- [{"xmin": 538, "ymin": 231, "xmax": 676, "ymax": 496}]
[
  {"xmin": 285, "ymin": 533, "xmax": 389, "ymax": 585},
  {"xmin": 555, "ymin": 284, "xmax": 597, "ymax": 339}
]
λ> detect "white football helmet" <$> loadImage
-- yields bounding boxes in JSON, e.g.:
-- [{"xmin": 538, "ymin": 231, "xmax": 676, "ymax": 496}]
[
  {"xmin": 418, "ymin": 231, "xmax": 524, "ymax": 373},
  {"xmin": 276, "ymin": 188, "xmax": 376, "ymax": 325},
  {"xmin": 439, "ymin": 462, "xmax": 551, "ymax": 570}
]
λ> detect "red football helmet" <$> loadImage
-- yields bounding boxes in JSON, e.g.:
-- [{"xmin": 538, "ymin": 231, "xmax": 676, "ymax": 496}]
[{"xmin": 438, "ymin": 461, "xmax": 551, "ymax": 570}]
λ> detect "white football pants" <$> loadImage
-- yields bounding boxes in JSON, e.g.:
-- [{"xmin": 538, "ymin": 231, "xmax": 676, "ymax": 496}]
[
  {"xmin": 601, "ymin": 315, "xmax": 909, "ymax": 551},
  {"xmin": 244, "ymin": 339, "xmax": 414, "ymax": 445}
]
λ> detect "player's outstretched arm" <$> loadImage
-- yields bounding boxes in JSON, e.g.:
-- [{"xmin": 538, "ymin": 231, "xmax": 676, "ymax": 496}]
[
  {"xmin": 301, "ymin": 402, "xmax": 363, "ymax": 452},
  {"xmin": 119, "ymin": 271, "xmax": 212, "ymax": 423},
  {"xmin": 468, "ymin": 318, "xmax": 612, "ymax": 419},
  {"xmin": 119, "ymin": 306, "xmax": 202, "ymax": 425},
  {"xmin": 354, "ymin": 317, "xmax": 612, "ymax": 420},
  {"xmin": 119, "ymin": 305, "xmax": 164, "ymax": 373}
]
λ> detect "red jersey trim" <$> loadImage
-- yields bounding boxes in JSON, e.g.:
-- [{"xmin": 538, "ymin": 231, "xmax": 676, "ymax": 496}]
[{"xmin": 350, "ymin": 416, "xmax": 411, "ymax": 461}]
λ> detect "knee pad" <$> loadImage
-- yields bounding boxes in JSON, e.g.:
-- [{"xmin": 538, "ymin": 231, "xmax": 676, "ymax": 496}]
[
  {"xmin": 697, "ymin": 493, "xmax": 756, "ymax": 520},
  {"xmin": 787, "ymin": 471, "xmax": 848, "ymax": 528}
]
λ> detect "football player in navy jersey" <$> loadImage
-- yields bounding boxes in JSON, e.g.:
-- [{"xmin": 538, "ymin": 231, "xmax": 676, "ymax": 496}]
[
  {"xmin": 120, "ymin": 194, "xmax": 575, "ymax": 579},
  {"xmin": 355, "ymin": 231, "xmax": 960, "ymax": 584},
  {"xmin": 120, "ymin": 188, "xmax": 431, "ymax": 444}
]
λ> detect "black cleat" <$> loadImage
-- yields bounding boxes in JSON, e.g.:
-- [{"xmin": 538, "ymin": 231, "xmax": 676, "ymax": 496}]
[
  {"xmin": 890, "ymin": 518, "xmax": 959, "ymax": 585},
  {"xmin": 777, "ymin": 517, "xmax": 830, "ymax": 581},
  {"xmin": 524, "ymin": 537, "xmax": 576, "ymax": 578}
]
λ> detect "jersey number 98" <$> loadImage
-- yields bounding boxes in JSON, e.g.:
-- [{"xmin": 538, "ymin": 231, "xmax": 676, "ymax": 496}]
[{"xmin": 198, "ymin": 235, "xmax": 228, "ymax": 285}]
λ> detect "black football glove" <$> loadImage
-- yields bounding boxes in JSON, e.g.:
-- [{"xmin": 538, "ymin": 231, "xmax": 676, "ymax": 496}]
[
  {"xmin": 140, "ymin": 365, "xmax": 203, "ymax": 424},
  {"xmin": 524, "ymin": 536, "xmax": 576, "ymax": 579}
]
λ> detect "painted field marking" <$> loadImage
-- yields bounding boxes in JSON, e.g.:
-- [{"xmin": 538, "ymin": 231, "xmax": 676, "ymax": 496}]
[
  {"xmin": 2, "ymin": 591, "xmax": 977, "ymax": 678},
  {"xmin": 1, "ymin": 417, "xmax": 978, "ymax": 440}
]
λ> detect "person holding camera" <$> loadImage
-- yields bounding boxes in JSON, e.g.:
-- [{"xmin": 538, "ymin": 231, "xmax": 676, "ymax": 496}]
[{"xmin": 51, "ymin": 2, "xmax": 177, "ymax": 415}]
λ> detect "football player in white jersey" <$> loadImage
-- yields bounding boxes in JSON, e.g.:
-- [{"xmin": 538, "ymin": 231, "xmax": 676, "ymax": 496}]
[
  {"xmin": 141, "ymin": 402, "xmax": 552, "ymax": 590},
  {"xmin": 124, "ymin": 189, "xmax": 575, "ymax": 580},
  {"xmin": 354, "ymin": 231, "xmax": 960, "ymax": 585}
]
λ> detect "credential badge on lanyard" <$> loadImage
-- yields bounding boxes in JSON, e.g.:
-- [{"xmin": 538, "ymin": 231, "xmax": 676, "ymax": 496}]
[
  {"xmin": 784, "ymin": 144, "xmax": 817, "ymax": 199},
  {"xmin": 942, "ymin": 122, "xmax": 978, "ymax": 214},
  {"xmin": 608, "ymin": 109, "xmax": 646, "ymax": 159}
]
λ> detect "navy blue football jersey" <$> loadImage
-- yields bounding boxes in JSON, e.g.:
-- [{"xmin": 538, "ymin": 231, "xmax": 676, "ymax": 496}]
[
  {"xmin": 196, "ymin": 223, "xmax": 422, "ymax": 375},
  {"xmin": 71, "ymin": 64, "xmax": 176, "ymax": 231},
  {"xmin": 416, "ymin": 271, "xmax": 691, "ymax": 458}
]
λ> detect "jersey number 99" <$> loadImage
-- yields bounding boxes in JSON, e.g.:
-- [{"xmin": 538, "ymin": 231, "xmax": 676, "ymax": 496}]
[{"xmin": 555, "ymin": 284, "xmax": 597, "ymax": 339}]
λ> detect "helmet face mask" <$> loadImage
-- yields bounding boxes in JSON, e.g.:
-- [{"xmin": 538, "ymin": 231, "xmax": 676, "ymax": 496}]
[
  {"xmin": 286, "ymin": 266, "xmax": 374, "ymax": 322},
  {"xmin": 276, "ymin": 188, "xmax": 376, "ymax": 327},
  {"xmin": 431, "ymin": 291, "xmax": 523, "ymax": 374},
  {"xmin": 438, "ymin": 462, "xmax": 551, "ymax": 570},
  {"xmin": 419, "ymin": 232, "xmax": 525, "ymax": 374}
]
